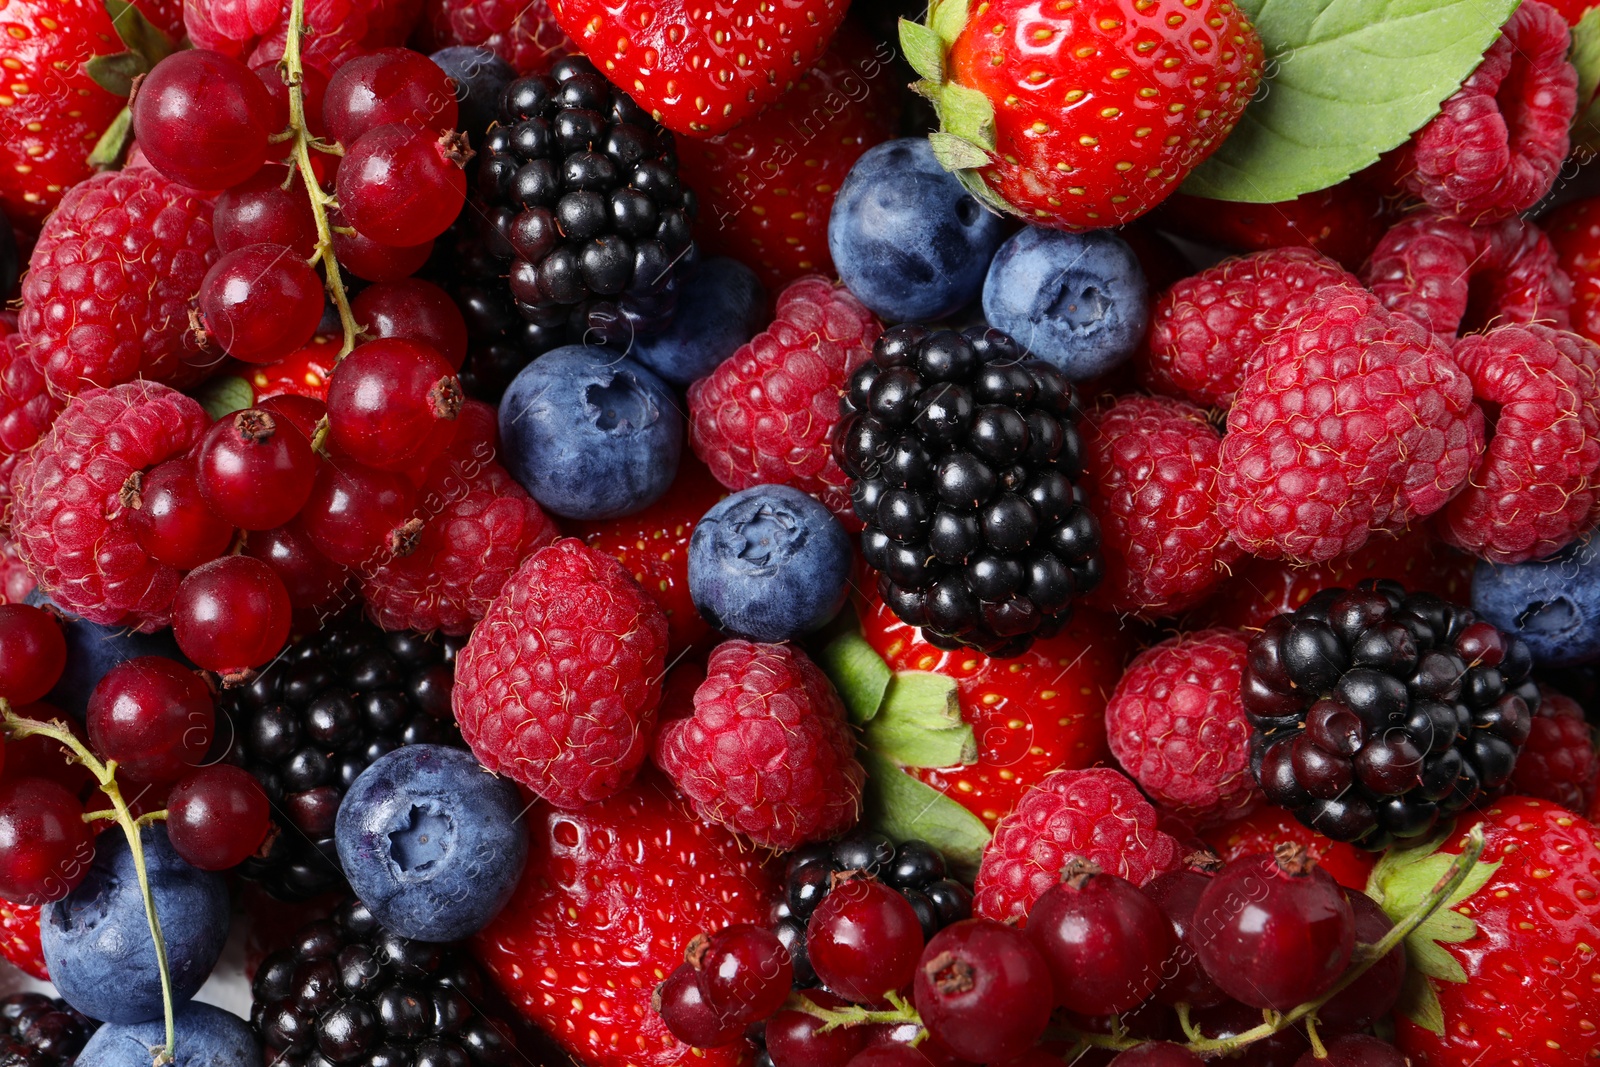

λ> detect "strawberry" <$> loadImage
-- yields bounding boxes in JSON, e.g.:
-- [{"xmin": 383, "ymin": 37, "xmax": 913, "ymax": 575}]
[
  {"xmin": 1200, "ymin": 804, "xmax": 1377, "ymax": 892},
  {"xmin": 677, "ymin": 23, "xmax": 899, "ymax": 289},
  {"xmin": 856, "ymin": 578, "xmax": 1134, "ymax": 828},
  {"xmin": 548, "ymin": 0, "xmax": 849, "ymax": 137},
  {"xmin": 244, "ymin": 333, "xmax": 339, "ymax": 402},
  {"xmin": 897, "ymin": 0, "xmax": 1261, "ymax": 230},
  {"xmin": 471, "ymin": 771, "xmax": 777, "ymax": 1067},
  {"xmin": 0, "ymin": 900, "xmax": 46, "ymax": 981},
  {"xmin": 1369, "ymin": 797, "xmax": 1600, "ymax": 1067}
]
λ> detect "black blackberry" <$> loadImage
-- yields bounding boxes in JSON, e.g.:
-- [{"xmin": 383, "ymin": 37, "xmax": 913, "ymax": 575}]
[
  {"xmin": 0, "ymin": 994, "xmax": 96, "ymax": 1067},
  {"xmin": 471, "ymin": 55, "xmax": 695, "ymax": 351},
  {"xmin": 1246, "ymin": 580, "xmax": 1539, "ymax": 850},
  {"xmin": 252, "ymin": 898, "xmax": 514, "ymax": 1067},
  {"xmin": 832, "ymin": 324, "xmax": 1102, "ymax": 657},
  {"xmin": 219, "ymin": 617, "xmax": 464, "ymax": 900}
]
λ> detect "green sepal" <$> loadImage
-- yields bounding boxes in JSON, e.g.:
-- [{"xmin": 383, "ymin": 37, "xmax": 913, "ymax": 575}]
[
  {"xmin": 86, "ymin": 52, "xmax": 148, "ymax": 96},
  {"xmin": 819, "ymin": 632, "xmax": 893, "ymax": 727},
  {"xmin": 928, "ymin": 131, "xmax": 991, "ymax": 171},
  {"xmin": 861, "ymin": 750, "xmax": 989, "ymax": 879},
  {"xmin": 87, "ymin": 107, "xmax": 135, "ymax": 169},
  {"xmin": 898, "ymin": 18, "xmax": 944, "ymax": 84},
  {"xmin": 928, "ymin": 0, "xmax": 968, "ymax": 50},
  {"xmin": 88, "ymin": 0, "xmax": 180, "ymax": 99},
  {"xmin": 937, "ymin": 82, "xmax": 995, "ymax": 152},
  {"xmin": 953, "ymin": 166, "xmax": 1013, "ymax": 216},
  {"xmin": 190, "ymin": 375, "xmax": 255, "ymax": 421},
  {"xmin": 1396, "ymin": 967, "xmax": 1446, "ymax": 1036},
  {"xmin": 860, "ymin": 671, "xmax": 977, "ymax": 769}
]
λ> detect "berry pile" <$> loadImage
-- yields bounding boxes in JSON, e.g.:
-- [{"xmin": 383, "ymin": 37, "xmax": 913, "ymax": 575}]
[{"xmin": 0, "ymin": 993, "xmax": 98, "ymax": 1066}]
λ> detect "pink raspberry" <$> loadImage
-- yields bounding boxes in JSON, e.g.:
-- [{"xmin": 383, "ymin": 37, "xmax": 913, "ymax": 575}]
[
  {"xmin": 0, "ymin": 333, "xmax": 60, "ymax": 520},
  {"xmin": 453, "ymin": 538, "xmax": 669, "ymax": 809},
  {"xmin": 185, "ymin": 0, "xmax": 408, "ymax": 72},
  {"xmin": 7, "ymin": 381, "xmax": 210, "ymax": 630},
  {"xmin": 1401, "ymin": 0, "xmax": 1576, "ymax": 222},
  {"xmin": 1363, "ymin": 211, "xmax": 1572, "ymax": 337},
  {"xmin": 0, "ymin": 538, "xmax": 34, "ymax": 605},
  {"xmin": 688, "ymin": 276, "xmax": 880, "ymax": 522},
  {"xmin": 1081, "ymin": 395, "xmax": 1239, "ymax": 617},
  {"xmin": 418, "ymin": 0, "xmax": 573, "ymax": 73},
  {"xmin": 1141, "ymin": 248, "xmax": 1357, "ymax": 410},
  {"xmin": 1509, "ymin": 685, "xmax": 1599, "ymax": 814},
  {"xmin": 653, "ymin": 640, "xmax": 864, "ymax": 850},
  {"xmin": 974, "ymin": 767, "xmax": 1184, "ymax": 923},
  {"xmin": 1104, "ymin": 629, "xmax": 1257, "ymax": 825},
  {"xmin": 1217, "ymin": 285, "xmax": 1484, "ymax": 563},
  {"xmin": 19, "ymin": 170, "xmax": 218, "ymax": 396},
  {"xmin": 1437, "ymin": 323, "xmax": 1600, "ymax": 564}
]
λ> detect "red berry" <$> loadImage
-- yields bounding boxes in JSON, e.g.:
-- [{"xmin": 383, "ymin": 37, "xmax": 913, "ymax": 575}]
[
  {"xmin": 1109, "ymin": 1044, "xmax": 1206, "ymax": 1067},
  {"xmin": 86, "ymin": 656, "xmax": 213, "ymax": 782},
  {"xmin": 199, "ymin": 243, "xmax": 326, "ymax": 364},
  {"xmin": 765, "ymin": 992, "xmax": 870, "ymax": 1067},
  {"xmin": 1294, "ymin": 1034, "xmax": 1407, "ymax": 1067},
  {"xmin": 0, "ymin": 777, "xmax": 94, "ymax": 906},
  {"xmin": 336, "ymin": 124, "xmax": 468, "ymax": 246},
  {"xmin": 252, "ymin": 60, "xmax": 328, "ymax": 139},
  {"xmin": 165, "ymin": 764, "xmax": 271, "ymax": 870},
  {"xmin": 256, "ymin": 393, "xmax": 327, "ymax": 440},
  {"xmin": 845, "ymin": 1047, "xmax": 934, "ymax": 1067},
  {"xmin": 0, "ymin": 604, "xmax": 66, "ymax": 705},
  {"xmin": 246, "ymin": 523, "xmax": 351, "ymax": 616},
  {"xmin": 350, "ymin": 278, "xmax": 469, "ymax": 370},
  {"xmin": 326, "ymin": 338, "xmax": 463, "ymax": 472},
  {"xmin": 912, "ymin": 919, "xmax": 1052, "ymax": 1063},
  {"xmin": 322, "ymin": 46, "xmax": 459, "ymax": 145},
  {"xmin": 1315, "ymin": 890, "xmax": 1404, "ymax": 1034},
  {"xmin": 132, "ymin": 49, "xmax": 277, "ymax": 191},
  {"xmin": 172, "ymin": 555, "xmax": 292, "ymax": 676},
  {"xmin": 331, "ymin": 212, "xmax": 434, "ymax": 281},
  {"xmin": 653, "ymin": 963, "xmax": 743, "ymax": 1049},
  {"xmin": 1025, "ymin": 864, "xmax": 1173, "ymax": 1016},
  {"xmin": 197, "ymin": 408, "xmax": 318, "ymax": 531},
  {"xmin": 297, "ymin": 459, "xmax": 419, "ymax": 568},
  {"xmin": 128, "ymin": 456, "xmax": 235, "ymax": 570},
  {"xmin": 213, "ymin": 164, "xmax": 318, "ymax": 256},
  {"xmin": 1142, "ymin": 870, "xmax": 1227, "ymax": 1009},
  {"xmin": 806, "ymin": 878, "xmax": 924, "ymax": 1006},
  {"xmin": 689, "ymin": 924, "xmax": 793, "ymax": 1027}
]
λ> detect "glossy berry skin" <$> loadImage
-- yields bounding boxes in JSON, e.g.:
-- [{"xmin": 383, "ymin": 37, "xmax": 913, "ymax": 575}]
[
  {"xmin": 213, "ymin": 165, "xmax": 319, "ymax": 256},
  {"xmin": 350, "ymin": 278, "xmax": 469, "ymax": 370},
  {"xmin": 1142, "ymin": 870, "xmax": 1227, "ymax": 1009},
  {"xmin": 128, "ymin": 457, "xmax": 235, "ymax": 569},
  {"xmin": 1295, "ymin": 1034, "xmax": 1407, "ymax": 1067},
  {"xmin": 0, "ymin": 604, "xmax": 66, "ymax": 705},
  {"xmin": 331, "ymin": 217, "xmax": 435, "ymax": 281},
  {"xmin": 165, "ymin": 765, "xmax": 270, "ymax": 870},
  {"xmin": 1192, "ymin": 849, "xmax": 1355, "ymax": 1011},
  {"xmin": 326, "ymin": 338, "xmax": 463, "ymax": 472},
  {"xmin": 0, "ymin": 778, "xmax": 94, "ymax": 906},
  {"xmin": 1110, "ymin": 1044, "xmax": 1207, "ymax": 1066},
  {"xmin": 199, "ymin": 244, "xmax": 325, "ymax": 364},
  {"xmin": 86, "ymin": 656, "xmax": 214, "ymax": 783},
  {"xmin": 806, "ymin": 878, "xmax": 925, "ymax": 1005},
  {"xmin": 655, "ymin": 964, "xmax": 743, "ymax": 1048},
  {"xmin": 1025, "ymin": 867, "xmax": 1173, "ymax": 1015},
  {"xmin": 767, "ymin": 992, "xmax": 870, "ymax": 1067},
  {"xmin": 171, "ymin": 555, "xmax": 292, "ymax": 676},
  {"xmin": 78, "ymin": 1002, "xmax": 257, "ymax": 1067},
  {"xmin": 912, "ymin": 919, "xmax": 1052, "ymax": 1063},
  {"xmin": 337, "ymin": 124, "xmax": 469, "ymax": 246},
  {"xmin": 197, "ymin": 408, "xmax": 317, "ymax": 530},
  {"xmin": 1316, "ymin": 890, "xmax": 1404, "ymax": 1033},
  {"xmin": 297, "ymin": 459, "xmax": 419, "ymax": 568},
  {"xmin": 132, "ymin": 49, "xmax": 276, "ymax": 191},
  {"xmin": 629, "ymin": 257, "xmax": 767, "ymax": 387},
  {"xmin": 690, "ymin": 924, "xmax": 793, "ymax": 1026},
  {"xmin": 323, "ymin": 47, "xmax": 459, "ymax": 145},
  {"xmin": 244, "ymin": 523, "xmax": 349, "ymax": 618}
]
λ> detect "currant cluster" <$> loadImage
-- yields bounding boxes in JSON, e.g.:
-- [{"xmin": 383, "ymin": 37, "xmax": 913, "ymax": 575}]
[
  {"xmin": 833, "ymin": 325, "xmax": 1103, "ymax": 657},
  {"xmin": 1247, "ymin": 580, "xmax": 1537, "ymax": 848},
  {"xmin": 0, "ymin": 992, "xmax": 98, "ymax": 1067}
]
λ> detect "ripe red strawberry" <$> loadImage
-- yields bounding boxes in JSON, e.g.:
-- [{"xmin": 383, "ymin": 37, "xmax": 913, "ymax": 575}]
[
  {"xmin": 244, "ymin": 333, "xmax": 339, "ymax": 402},
  {"xmin": 1155, "ymin": 175, "xmax": 1398, "ymax": 271},
  {"xmin": 900, "ymin": 0, "xmax": 1262, "ymax": 229},
  {"xmin": 856, "ymin": 579, "xmax": 1134, "ymax": 828},
  {"xmin": 0, "ymin": 900, "xmax": 47, "ymax": 981},
  {"xmin": 471, "ymin": 772, "xmax": 777, "ymax": 1067}
]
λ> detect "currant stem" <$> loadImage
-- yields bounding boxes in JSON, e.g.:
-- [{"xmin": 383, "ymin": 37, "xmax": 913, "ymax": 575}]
[{"xmin": 787, "ymin": 989, "xmax": 923, "ymax": 1035}]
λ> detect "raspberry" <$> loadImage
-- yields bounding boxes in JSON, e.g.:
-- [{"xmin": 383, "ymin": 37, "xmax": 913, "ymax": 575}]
[
  {"xmin": 1545, "ymin": 195, "xmax": 1600, "ymax": 346},
  {"xmin": 1141, "ymin": 248, "xmax": 1357, "ymax": 410},
  {"xmin": 1509, "ymin": 685, "xmax": 1600, "ymax": 814},
  {"xmin": 452, "ymin": 537, "xmax": 669, "ymax": 808},
  {"xmin": 1438, "ymin": 324, "xmax": 1600, "ymax": 564},
  {"xmin": 654, "ymin": 640, "xmax": 864, "ymax": 850},
  {"xmin": 1363, "ymin": 211, "xmax": 1572, "ymax": 337},
  {"xmin": 0, "ymin": 538, "xmax": 34, "ymax": 605},
  {"xmin": 0, "ymin": 333, "xmax": 60, "ymax": 520},
  {"xmin": 418, "ymin": 0, "xmax": 572, "ymax": 73},
  {"xmin": 688, "ymin": 276, "xmax": 881, "ymax": 522},
  {"xmin": 18, "ymin": 170, "xmax": 218, "ymax": 395},
  {"xmin": 8, "ymin": 381, "xmax": 211, "ymax": 630},
  {"xmin": 1400, "ymin": 0, "xmax": 1576, "ymax": 222},
  {"xmin": 1104, "ymin": 629, "xmax": 1258, "ymax": 825},
  {"xmin": 973, "ymin": 766, "xmax": 1183, "ymax": 923},
  {"xmin": 185, "ymin": 0, "xmax": 395, "ymax": 74},
  {"xmin": 1081, "ymin": 395, "xmax": 1240, "ymax": 617},
  {"xmin": 1217, "ymin": 285, "xmax": 1484, "ymax": 563}
]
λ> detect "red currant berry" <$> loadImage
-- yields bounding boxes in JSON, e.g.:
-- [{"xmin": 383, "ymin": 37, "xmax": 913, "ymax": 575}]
[
  {"xmin": 197, "ymin": 408, "xmax": 317, "ymax": 530},
  {"xmin": 132, "ymin": 49, "xmax": 277, "ymax": 190},
  {"xmin": 330, "ymin": 211, "xmax": 434, "ymax": 281},
  {"xmin": 86, "ymin": 656, "xmax": 214, "ymax": 782},
  {"xmin": 912, "ymin": 919, "xmax": 1052, "ymax": 1063},
  {"xmin": 4, "ymin": 707, "xmax": 93, "ymax": 795},
  {"xmin": 688, "ymin": 924, "xmax": 793, "ymax": 1027},
  {"xmin": 0, "ymin": 604, "xmax": 67, "ymax": 705},
  {"xmin": 253, "ymin": 60, "xmax": 328, "ymax": 139},
  {"xmin": 200, "ymin": 244, "xmax": 326, "ymax": 364},
  {"xmin": 336, "ymin": 124, "xmax": 468, "ymax": 247},
  {"xmin": 1315, "ymin": 890, "xmax": 1404, "ymax": 1033},
  {"xmin": 653, "ymin": 963, "xmax": 743, "ymax": 1049},
  {"xmin": 0, "ymin": 777, "xmax": 94, "ymax": 905},
  {"xmin": 1143, "ymin": 869, "xmax": 1228, "ymax": 1010},
  {"xmin": 765, "ymin": 992, "xmax": 870, "ymax": 1067},
  {"xmin": 256, "ymin": 394, "xmax": 326, "ymax": 440},
  {"xmin": 1025, "ymin": 862, "xmax": 1172, "ymax": 1016},
  {"xmin": 245, "ymin": 523, "xmax": 349, "ymax": 613},
  {"xmin": 166, "ymin": 764, "xmax": 270, "ymax": 870},
  {"xmin": 326, "ymin": 338, "xmax": 462, "ymax": 472},
  {"xmin": 351, "ymin": 278, "xmax": 469, "ymax": 370},
  {"xmin": 845, "ymin": 1047, "xmax": 933, "ymax": 1067},
  {"xmin": 172, "ymin": 555, "xmax": 292, "ymax": 676},
  {"xmin": 1109, "ymin": 1044, "xmax": 1206, "ymax": 1066},
  {"xmin": 1293, "ymin": 1034, "xmax": 1407, "ymax": 1067},
  {"xmin": 296, "ymin": 459, "xmax": 419, "ymax": 567},
  {"xmin": 323, "ymin": 47, "xmax": 459, "ymax": 146},
  {"xmin": 127, "ymin": 456, "xmax": 235, "ymax": 570},
  {"xmin": 988, "ymin": 1052, "xmax": 1066, "ymax": 1067},
  {"xmin": 213, "ymin": 165, "xmax": 318, "ymax": 256},
  {"xmin": 1192, "ymin": 846, "xmax": 1355, "ymax": 1012},
  {"xmin": 806, "ymin": 878, "xmax": 924, "ymax": 1006},
  {"xmin": 1191, "ymin": 999, "xmax": 1310, "ymax": 1065}
]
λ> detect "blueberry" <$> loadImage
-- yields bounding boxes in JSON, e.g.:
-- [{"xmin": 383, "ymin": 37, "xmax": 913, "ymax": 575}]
[
  {"xmin": 630, "ymin": 257, "xmax": 765, "ymax": 385},
  {"xmin": 981, "ymin": 227, "xmax": 1149, "ymax": 380},
  {"xmin": 498, "ymin": 345, "xmax": 682, "ymax": 519},
  {"xmin": 429, "ymin": 46, "xmax": 515, "ymax": 145},
  {"xmin": 687, "ymin": 484, "xmax": 853, "ymax": 642},
  {"xmin": 76, "ymin": 1002, "xmax": 259, "ymax": 1067},
  {"xmin": 42, "ymin": 826, "xmax": 229, "ymax": 1024},
  {"xmin": 26, "ymin": 591, "xmax": 185, "ymax": 718},
  {"xmin": 828, "ymin": 138, "xmax": 1008, "ymax": 322},
  {"xmin": 335, "ymin": 744, "xmax": 528, "ymax": 942},
  {"xmin": 1473, "ymin": 534, "xmax": 1600, "ymax": 667}
]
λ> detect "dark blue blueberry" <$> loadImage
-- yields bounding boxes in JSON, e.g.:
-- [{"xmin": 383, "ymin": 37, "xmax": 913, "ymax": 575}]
[
  {"xmin": 429, "ymin": 46, "xmax": 516, "ymax": 145},
  {"xmin": 687, "ymin": 484, "xmax": 852, "ymax": 642},
  {"xmin": 42, "ymin": 826, "xmax": 229, "ymax": 1024},
  {"xmin": 828, "ymin": 138, "xmax": 1007, "ymax": 322},
  {"xmin": 630, "ymin": 257, "xmax": 765, "ymax": 385},
  {"xmin": 982, "ymin": 227, "xmax": 1149, "ymax": 380},
  {"xmin": 1473, "ymin": 534, "xmax": 1600, "ymax": 667},
  {"xmin": 26, "ymin": 591, "xmax": 185, "ymax": 718},
  {"xmin": 335, "ymin": 744, "xmax": 528, "ymax": 943},
  {"xmin": 498, "ymin": 345, "xmax": 682, "ymax": 519},
  {"xmin": 76, "ymin": 1002, "xmax": 259, "ymax": 1066}
]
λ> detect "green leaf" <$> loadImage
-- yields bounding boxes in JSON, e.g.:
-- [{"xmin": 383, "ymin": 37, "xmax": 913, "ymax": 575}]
[
  {"xmin": 1397, "ymin": 968, "xmax": 1446, "ymax": 1036},
  {"xmin": 190, "ymin": 375, "xmax": 255, "ymax": 421},
  {"xmin": 1572, "ymin": 6, "xmax": 1600, "ymax": 150},
  {"xmin": 929, "ymin": 0, "xmax": 969, "ymax": 49},
  {"xmin": 103, "ymin": 0, "xmax": 179, "ymax": 68},
  {"xmin": 819, "ymin": 633, "xmax": 892, "ymax": 726},
  {"xmin": 86, "ymin": 52, "xmax": 148, "ymax": 96},
  {"xmin": 928, "ymin": 131, "xmax": 991, "ymax": 171},
  {"xmin": 1182, "ymin": 0, "xmax": 1521, "ymax": 203},
  {"xmin": 861, "ymin": 751, "xmax": 990, "ymax": 878},
  {"xmin": 860, "ymin": 671, "xmax": 976, "ymax": 768},
  {"xmin": 86, "ymin": 107, "xmax": 134, "ymax": 169},
  {"xmin": 899, "ymin": 19, "xmax": 944, "ymax": 83},
  {"xmin": 938, "ymin": 83, "xmax": 996, "ymax": 152}
]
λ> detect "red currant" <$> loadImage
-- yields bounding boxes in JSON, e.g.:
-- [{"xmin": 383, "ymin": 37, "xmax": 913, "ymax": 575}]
[
  {"xmin": 86, "ymin": 656, "xmax": 213, "ymax": 783},
  {"xmin": 200, "ymin": 244, "xmax": 326, "ymax": 364},
  {"xmin": 336, "ymin": 124, "xmax": 468, "ymax": 247},
  {"xmin": 1190, "ymin": 1000, "xmax": 1310, "ymax": 1065},
  {"xmin": 330, "ymin": 210, "xmax": 434, "ymax": 281},
  {"xmin": 912, "ymin": 919, "xmax": 1052, "ymax": 1063},
  {"xmin": 323, "ymin": 47, "xmax": 459, "ymax": 146},
  {"xmin": 296, "ymin": 459, "xmax": 419, "ymax": 567},
  {"xmin": 166, "ymin": 764, "xmax": 270, "ymax": 870},
  {"xmin": 325, "ymin": 338, "xmax": 462, "ymax": 472},
  {"xmin": 127, "ymin": 456, "xmax": 235, "ymax": 570},
  {"xmin": 197, "ymin": 408, "xmax": 317, "ymax": 530},
  {"xmin": 4, "ymin": 707, "xmax": 93, "ymax": 796},
  {"xmin": 765, "ymin": 992, "xmax": 870, "ymax": 1067},
  {"xmin": 654, "ymin": 963, "xmax": 743, "ymax": 1049},
  {"xmin": 1025, "ymin": 863, "xmax": 1172, "ymax": 1016},
  {"xmin": 245, "ymin": 523, "xmax": 349, "ymax": 613},
  {"xmin": 0, "ymin": 605, "xmax": 66, "ymax": 705},
  {"xmin": 1143, "ymin": 869, "xmax": 1228, "ymax": 1009},
  {"xmin": 806, "ymin": 878, "xmax": 924, "ymax": 1006},
  {"xmin": 1315, "ymin": 890, "xmax": 1403, "ymax": 1033},
  {"xmin": 1109, "ymin": 1044, "xmax": 1206, "ymax": 1066},
  {"xmin": 256, "ymin": 394, "xmax": 327, "ymax": 440},
  {"xmin": 172, "ymin": 555, "xmax": 292, "ymax": 676},
  {"xmin": 132, "ymin": 49, "xmax": 277, "ymax": 190},
  {"xmin": 1293, "ymin": 1034, "xmax": 1407, "ymax": 1067},
  {"xmin": 689, "ymin": 924, "xmax": 792, "ymax": 1027},
  {"xmin": 351, "ymin": 278, "xmax": 469, "ymax": 369},
  {"xmin": 253, "ymin": 60, "xmax": 328, "ymax": 139},
  {"xmin": 213, "ymin": 165, "xmax": 318, "ymax": 256},
  {"xmin": 845, "ymin": 1046, "xmax": 934, "ymax": 1066},
  {"xmin": 0, "ymin": 777, "xmax": 94, "ymax": 905}
]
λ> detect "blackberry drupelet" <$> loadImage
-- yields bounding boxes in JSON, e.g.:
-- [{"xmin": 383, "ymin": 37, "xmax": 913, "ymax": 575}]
[
  {"xmin": 252, "ymin": 898, "xmax": 515, "ymax": 1067},
  {"xmin": 0, "ymin": 993, "xmax": 97, "ymax": 1067},
  {"xmin": 219, "ymin": 617, "xmax": 463, "ymax": 901},
  {"xmin": 1247, "ymin": 580, "xmax": 1539, "ymax": 849},
  {"xmin": 473, "ymin": 55, "xmax": 695, "ymax": 350},
  {"xmin": 832, "ymin": 324, "xmax": 1103, "ymax": 657}
]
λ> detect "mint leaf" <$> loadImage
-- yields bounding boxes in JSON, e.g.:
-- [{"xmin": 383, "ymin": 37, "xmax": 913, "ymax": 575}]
[
  {"xmin": 861, "ymin": 670, "xmax": 976, "ymax": 768},
  {"xmin": 191, "ymin": 376, "xmax": 255, "ymax": 421},
  {"xmin": 1183, "ymin": 0, "xmax": 1519, "ymax": 203},
  {"xmin": 819, "ymin": 633, "xmax": 892, "ymax": 726},
  {"xmin": 862, "ymin": 751, "xmax": 989, "ymax": 878}
]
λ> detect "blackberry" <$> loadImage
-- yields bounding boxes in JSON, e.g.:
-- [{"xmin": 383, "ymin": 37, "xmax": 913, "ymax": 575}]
[
  {"xmin": 252, "ymin": 898, "xmax": 514, "ymax": 1067},
  {"xmin": 0, "ymin": 994, "xmax": 96, "ymax": 1067},
  {"xmin": 219, "ymin": 617, "xmax": 464, "ymax": 900},
  {"xmin": 832, "ymin": 324, "xmax": 1102, "ymax": 657},
  {"xmin": 1247, "ymin": 580, "xmax": 1539, "ymax": 849}
]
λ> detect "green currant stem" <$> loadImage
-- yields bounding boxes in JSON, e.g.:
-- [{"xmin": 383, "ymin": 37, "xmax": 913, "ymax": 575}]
[
  {"xmin": 0, "ymin": 700, "xmax": 179, "ymax": 1065},
  {"xmin": 1306, "ymin": 1015, "xmax": 1328, "ymax": 1059},
  {"xmin": 787, "ymin": 990, "xmax": 922, "ymax": 1036}
]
